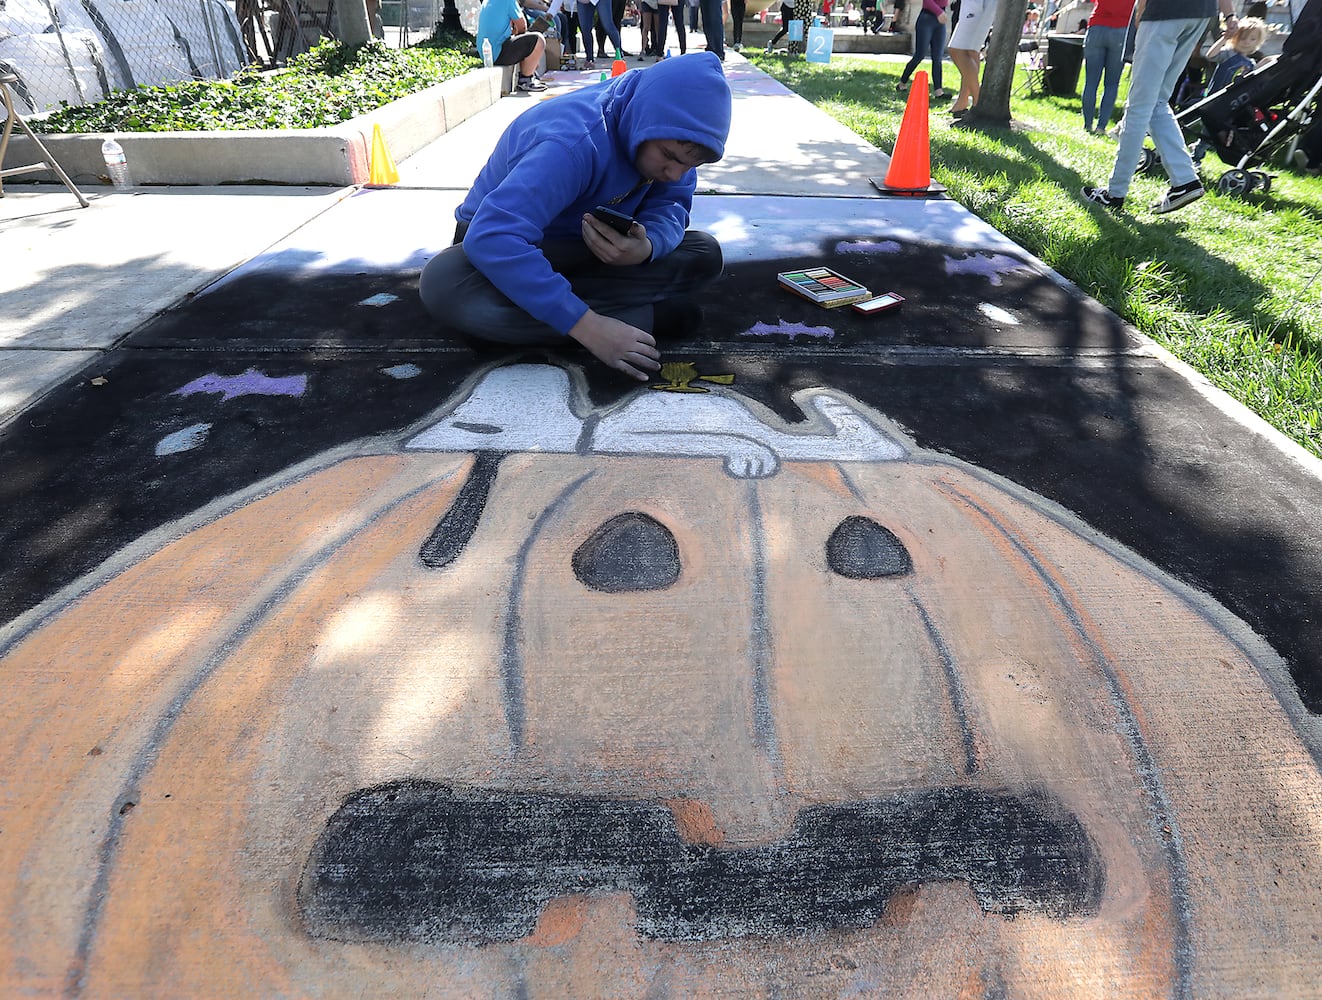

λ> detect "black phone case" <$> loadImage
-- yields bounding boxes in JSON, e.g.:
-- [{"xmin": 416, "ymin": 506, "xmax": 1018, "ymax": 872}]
[{"xmin": 592, "ymin": 206, "xmax": 635, "ymax": 235}]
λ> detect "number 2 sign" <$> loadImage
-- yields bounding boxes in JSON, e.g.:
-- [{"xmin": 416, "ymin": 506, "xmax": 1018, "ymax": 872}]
[{"xmin": 806, "ymin": 26, "xmax": 833, "ymax": 63}]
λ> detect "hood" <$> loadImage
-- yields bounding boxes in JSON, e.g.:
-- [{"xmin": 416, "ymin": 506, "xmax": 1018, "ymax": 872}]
[{"xmin": 605, "ymin": 52, "xmax": 733, "ymax": 162}]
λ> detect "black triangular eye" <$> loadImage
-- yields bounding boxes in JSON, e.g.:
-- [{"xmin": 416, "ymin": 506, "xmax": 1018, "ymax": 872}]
[
  {"xmin": 573, "ymin": 512, "xmax": 681, "ymax": 592},
  {"xmin": 826, "ymin": 516, "xmax": 912, "ymax": 578}
]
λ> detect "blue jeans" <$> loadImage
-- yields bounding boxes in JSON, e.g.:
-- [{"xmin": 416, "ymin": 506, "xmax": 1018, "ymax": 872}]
[
  {"xmin": 576, "ymin": 0, "xmax": 623, "ymax": 61},
  {"xmin": 700, "ymin": 0, "xmax": 725, "ymax": 58},
  {"xmin": 901, "ymin": 10, "xmax": 945, "ymax": 91},
  {"xmin": 1082, "ymin": 24, "xmax": 1126, "ymax": 132},
  {"xmin": 1107, "ymin": 16, "xmax": 1204, "ymax": 197}
]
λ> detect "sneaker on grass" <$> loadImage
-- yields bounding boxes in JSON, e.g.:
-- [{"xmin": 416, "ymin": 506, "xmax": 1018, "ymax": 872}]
[
  {"xmin": 1081, "ymin": 186, "xmax": 1125, "ymax": 211},
  {"xmin": 1150, "ymin": 179, "xmax": 1204, "ymax": 214}
]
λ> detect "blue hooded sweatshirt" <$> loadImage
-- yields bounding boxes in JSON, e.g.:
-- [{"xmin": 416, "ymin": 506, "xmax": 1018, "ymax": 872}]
[{"xmin": 456, "ymin": 52, "xmax": 733, "ymax": 336}]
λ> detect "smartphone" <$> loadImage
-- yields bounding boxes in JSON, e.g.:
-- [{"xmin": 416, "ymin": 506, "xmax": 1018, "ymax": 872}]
[
  {"xmin": 591, "ymin": 205, "xmax": 636, "ymax": 236},
  {"xmin": 852, "ymin": 292, "xmax": 905, "ymax": 314}
]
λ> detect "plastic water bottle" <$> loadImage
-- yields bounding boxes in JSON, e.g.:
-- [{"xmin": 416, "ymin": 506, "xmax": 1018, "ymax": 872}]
[
  {"xmin": 481, "ymin": 38, "xmax": 493, "ymax": 68},
  {"xmin": 100, "ymin": 137, "xmax": 131, "ymax": 190}
]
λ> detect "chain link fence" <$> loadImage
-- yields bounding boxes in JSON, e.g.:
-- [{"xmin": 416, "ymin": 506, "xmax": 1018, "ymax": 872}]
[{"xmin": 0, "ymin": 0, "xmax": 480, "ymax": 120}]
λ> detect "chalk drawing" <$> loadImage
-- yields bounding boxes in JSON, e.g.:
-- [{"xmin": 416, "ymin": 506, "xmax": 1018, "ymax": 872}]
[
  {"xmin": 650, "ymin": 362, "xmax": 735, "ymax": 393},
  {"xmin": 154, "ymin": 423, "xmax": 212, "ymax": 456},
  {"xmin": 944, "ymin": 251, "xmax": 1038, "ymax": 286},
  {"xmin": 738, "ymin": 319, "xmax": 836, "ymax": 340},
  {"xmin": 173, "ymin": 368, "xmax": 308, "ymax": 401},
  {"xmin": 978, "ymin": 302, "xmax": 1021, "ymax": 325},
  {"xmin": 835, "ymin": 238, "xmax": 904, "ymax": 256},
  {"xmin": 2, "ymin": 362, "xmax": 1319, "ymax": 999},
  {"xmin": 405, "ymin": 364, "xmax": 907, "ymax": 478},
  {"xmin": 381, "ymin": 363, "xmax": 423, "ymax": 379}
]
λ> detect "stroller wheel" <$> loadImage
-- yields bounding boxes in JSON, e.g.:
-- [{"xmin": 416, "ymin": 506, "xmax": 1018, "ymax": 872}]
[
  {"xmin": 1217, "ymin": 169, "xmax": 1254, "ymax": 196},
  {"xmin": 1250, "ymin": 171, "xmax": 1274, "ymax": 192},
  {"xmin": 1137, "ymin": 147, "xmax": 1162, "ymax": 174}
]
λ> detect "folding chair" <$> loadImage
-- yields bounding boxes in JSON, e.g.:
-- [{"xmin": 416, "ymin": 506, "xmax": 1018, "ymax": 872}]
[
  {"xmin": 1015, "ymin": 38, "xmax": 1048, "ymax": 98},
  {"xmin": 1, "ymin": 72, "xmax": 89, "ymax": 208}
]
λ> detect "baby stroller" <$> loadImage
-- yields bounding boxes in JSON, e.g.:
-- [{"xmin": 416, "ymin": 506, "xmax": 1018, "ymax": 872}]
[{"xmin": 1174, "ymin": 0, "xmax": 1322, "ymax": 196}]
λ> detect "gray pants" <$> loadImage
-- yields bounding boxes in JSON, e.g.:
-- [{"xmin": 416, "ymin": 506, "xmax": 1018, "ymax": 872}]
[{"xmin": 419, "ymin": 228, "xmax": 722, "ymax": 345}]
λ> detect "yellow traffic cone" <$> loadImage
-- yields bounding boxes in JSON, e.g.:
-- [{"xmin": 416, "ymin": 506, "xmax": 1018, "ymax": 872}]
[{"xmin": 369, "ymin": 124, "xmax": 399, "ymax": 186}]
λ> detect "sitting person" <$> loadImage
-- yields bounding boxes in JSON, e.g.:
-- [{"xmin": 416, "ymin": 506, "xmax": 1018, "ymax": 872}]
[
  {"xmin": 1203, "ymin": 16, "xmax": 1267, "ymax": 95},
  {"xmin": 419, "ymin": 52, "xmax": 732, "ymax": 382},
  {"xmin": 476, "ymin": 0, "xmax": 548, "ymax": 92}
]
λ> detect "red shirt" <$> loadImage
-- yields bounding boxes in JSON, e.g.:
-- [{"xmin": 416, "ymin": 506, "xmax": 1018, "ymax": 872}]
[{"xmin": 1089, "ymin": 0, "xmax": 1137, "ymax": 29}]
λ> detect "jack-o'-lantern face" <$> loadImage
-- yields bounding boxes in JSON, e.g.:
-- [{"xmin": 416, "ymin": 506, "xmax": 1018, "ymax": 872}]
[{"xmin": 1, "ymin": 364, "xmax": 1319, "ymax": 998}]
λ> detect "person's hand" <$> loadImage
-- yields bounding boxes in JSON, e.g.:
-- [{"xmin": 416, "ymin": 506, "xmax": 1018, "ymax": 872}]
[
  {"xmin": 937, "ymin": 11, "xmax": 948, "ymax": 23},
  {"xmin": 568, "ymin": 309, "xmax": 661, "ymax": 381},
  {"xmin": 582, "ymin": 213, "xmax": 653, "ymax": 267}
]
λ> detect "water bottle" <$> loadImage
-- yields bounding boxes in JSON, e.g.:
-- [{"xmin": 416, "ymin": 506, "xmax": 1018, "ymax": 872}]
[
  {"xmin": 481, "ymin": 38, "xmax": 493, "ymax": 68},
  {"xmin": 100, "ymin": 137, "xmax": 131, "ymax": 190}
]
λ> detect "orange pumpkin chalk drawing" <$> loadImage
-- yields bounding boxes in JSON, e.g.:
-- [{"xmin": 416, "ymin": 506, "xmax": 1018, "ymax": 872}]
[{"xmin": 1, "ymin": 362, "xmax": 1320, "ymax": 999}]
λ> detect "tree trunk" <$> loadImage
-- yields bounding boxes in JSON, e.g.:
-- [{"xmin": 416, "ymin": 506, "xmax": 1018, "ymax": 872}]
[
  {"xmin": 960, "ymin": 0, "xmax": 1031, "ymax": 130},
  {"xmin": 339, "ymin": 0, "xmax": 374, "ymax": 45}
]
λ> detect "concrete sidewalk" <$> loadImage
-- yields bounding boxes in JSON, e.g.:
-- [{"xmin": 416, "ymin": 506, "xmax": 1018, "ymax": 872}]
[{"xmin": 5, "ymin": 47, "xmax": 1322, "ymax": 1000}]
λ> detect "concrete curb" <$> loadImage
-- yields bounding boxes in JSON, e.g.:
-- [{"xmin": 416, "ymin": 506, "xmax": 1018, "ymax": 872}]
[{"xmin": 0, "ymin": 67, "xmax": 502, "ymax": 187}]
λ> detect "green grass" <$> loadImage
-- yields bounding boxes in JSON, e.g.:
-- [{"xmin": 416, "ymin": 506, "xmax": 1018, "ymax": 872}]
[
  {"xmin": 31, "ymin": 37, "xmax": 479, "ymax": 134},
  {"xmin": 750, "ymin": 54, "xmax": 1322, "ymax": 458}
]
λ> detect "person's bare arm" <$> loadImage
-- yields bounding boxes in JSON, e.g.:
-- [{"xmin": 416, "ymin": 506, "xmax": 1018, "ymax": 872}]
[{"xmin": 512, "ymin": 15, "xmax": 528, "ymax": 33}]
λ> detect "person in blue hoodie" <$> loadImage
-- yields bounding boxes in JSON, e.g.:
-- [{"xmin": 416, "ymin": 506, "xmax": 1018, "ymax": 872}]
[{"xmin": 419, "ymin": 53, "xmax": 732, "ymax": 382}]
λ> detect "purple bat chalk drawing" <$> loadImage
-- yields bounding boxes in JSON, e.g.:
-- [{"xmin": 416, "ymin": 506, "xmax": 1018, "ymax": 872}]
[
  {"xmin": 740, "ymin": 320, "xmax": 837, "ymax": 341},
  {"xmin": 173, "ymin": 369, "xmax": 308, "ymax": 401},
  {"xmin": 944, "ymin": 252, "xmax": 1037, "ymax": 286}
]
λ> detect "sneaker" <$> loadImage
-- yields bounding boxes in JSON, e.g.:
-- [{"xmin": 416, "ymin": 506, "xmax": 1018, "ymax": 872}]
[
  {"xmin": 932, "ymin": 88, "xmax": 949, "ymax": 100},
  {"xmin": 1150, "ymin": 179, "xmax": 1204, "ymax": 214},
  {"xmin": 1081, "ymin": 186, "xmax": 1125, "ymax": 211},
  {"xmin": 584, "ymin": 58, "xmax": 596, "ymax": 69},
  {"xmin": 517, "ymin": 76, "xmax": 548, "ymax": 91},
  {"xmin": 896, "ymin": 79, "xmax": 908, "ymax": 91}
]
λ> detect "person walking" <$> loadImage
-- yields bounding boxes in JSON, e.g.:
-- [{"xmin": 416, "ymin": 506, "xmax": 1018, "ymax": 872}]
[
  {"xmin": 576, "ymin": 0, "xmax": 627, "ymax": 66},
  {"xmin": 1082, "ymin": 0, "xmax": 1240, "ymax": 213},
  {"xmin": 896, "ymin": 0, "xmax": 950, "ymax": 99},
  {"xmin": 730, "ymin": 0, "xmax": 746, "ymax": 49},
  {"xmin": 700, "ymin": 0, "xmax": 727, "ymax": 57},
  {"xmin": 765, "ymin": 0, "xmax": 795, "ymax": 48},
  {"xmin": 656, "ymin": 0, "xmax": 689, "ymax": 52},
  {"xmin": 1080, "ymin": 0, "xmax": 1138, "ymax": 133},
  {"xmin": 947, "ymin": 0, "xmax": 997, "ymax": 114}
]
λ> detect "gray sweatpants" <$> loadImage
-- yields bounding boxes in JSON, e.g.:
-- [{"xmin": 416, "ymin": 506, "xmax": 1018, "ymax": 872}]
[{"xmin": 419, "ymin": 227, "xmax": 722, "ymax": 345}]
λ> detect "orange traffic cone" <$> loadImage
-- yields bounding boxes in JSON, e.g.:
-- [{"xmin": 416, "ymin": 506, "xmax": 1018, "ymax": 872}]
[
  {"xmin": 611, "ymin": 58, "xmax": 627, "ymax": 77},
  {"xmin": 368, "ymin": 123, "xmax": 399, "ymax": 186},
  {"xmin": 882, "ymin": 70, "xmax": 934, "ymax": 195}
]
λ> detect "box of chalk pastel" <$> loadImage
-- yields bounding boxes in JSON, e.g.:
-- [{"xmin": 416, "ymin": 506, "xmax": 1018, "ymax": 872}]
[{"xmin": 776, "ymin": 266, "xmax": 872, "ymax": 308}]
